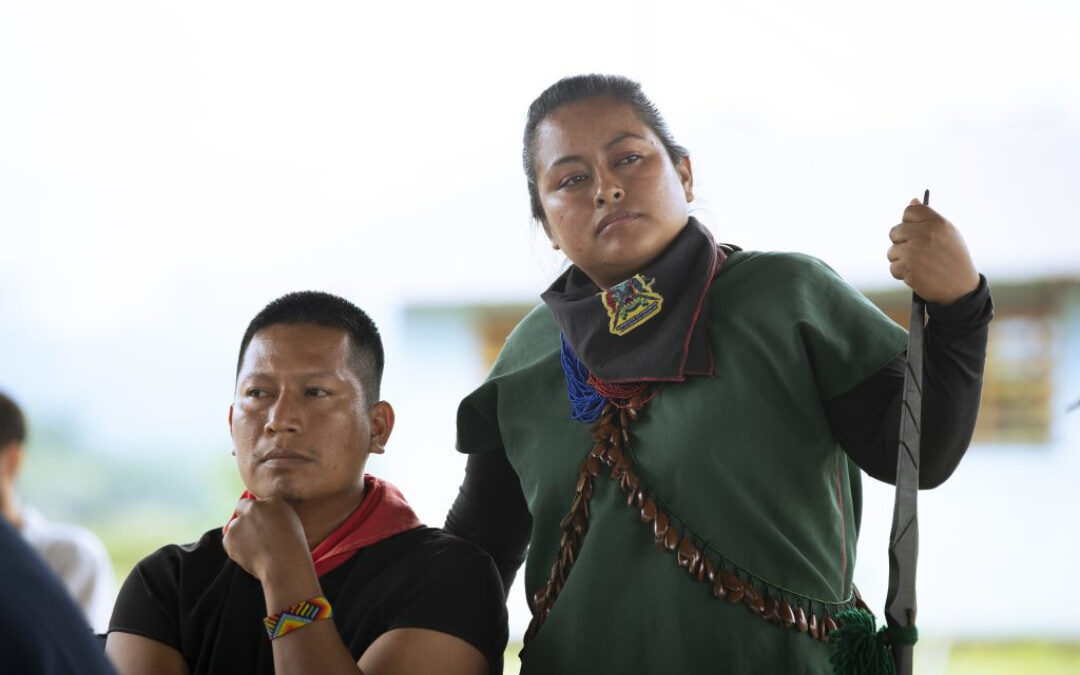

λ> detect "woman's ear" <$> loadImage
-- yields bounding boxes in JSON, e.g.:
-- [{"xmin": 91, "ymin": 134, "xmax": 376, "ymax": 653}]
[
  {"xmin": 539, "ymin": 217, "xmax": 560, "ymax": 251},
  {"xmin": 677, "ymin": 156, "xmax": 694, "ymax": 202}
]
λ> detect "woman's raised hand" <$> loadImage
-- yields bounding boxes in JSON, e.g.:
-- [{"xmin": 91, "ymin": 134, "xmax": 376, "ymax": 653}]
[{"xmin": 887, "ymin": 199, "xmax": 980, "ymax": 305}]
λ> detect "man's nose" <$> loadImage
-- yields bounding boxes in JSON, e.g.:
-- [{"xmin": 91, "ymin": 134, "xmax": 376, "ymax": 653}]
[{"xmin": 265, "ymin": 392, "xmax": 302, "ymax": 434}]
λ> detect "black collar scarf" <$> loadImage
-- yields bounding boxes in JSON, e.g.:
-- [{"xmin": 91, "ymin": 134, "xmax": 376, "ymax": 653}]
[{"xmin": 541, "ymin": 217, "xmax": 728, "ymax": 384}]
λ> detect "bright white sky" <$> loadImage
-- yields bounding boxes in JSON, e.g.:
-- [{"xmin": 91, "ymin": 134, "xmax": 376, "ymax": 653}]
[{"xmin": 1, "ymin": 0, "xmax": 1078, "ymax": 451}]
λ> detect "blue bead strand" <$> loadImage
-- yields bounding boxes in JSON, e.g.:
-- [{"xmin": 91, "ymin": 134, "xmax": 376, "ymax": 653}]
[{"xmin": 560, "ymin": 334, "xmax": 608, "ymax": 423}]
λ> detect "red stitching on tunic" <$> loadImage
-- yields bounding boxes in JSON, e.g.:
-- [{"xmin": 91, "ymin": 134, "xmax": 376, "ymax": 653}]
[{"xmin": 835, "ymin": 461, "xmax": 847, "ymax": 587}]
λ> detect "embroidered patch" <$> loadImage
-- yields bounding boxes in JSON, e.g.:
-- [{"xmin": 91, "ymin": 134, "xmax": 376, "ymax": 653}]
[{"xmin": 600, "ymin": 275, "xmax": 664, "ymax": 336}]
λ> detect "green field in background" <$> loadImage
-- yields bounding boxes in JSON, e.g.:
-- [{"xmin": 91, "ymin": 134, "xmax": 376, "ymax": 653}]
[
  {"xmin": 502, "ymin": 641, "xmax": 1080, "ymax": 674},
  {"xmin": 946, "ymin": 641, "xmax": 1080, "ymax": 674}
]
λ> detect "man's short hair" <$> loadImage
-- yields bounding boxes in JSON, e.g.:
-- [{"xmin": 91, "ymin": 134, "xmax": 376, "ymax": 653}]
[
  {"xmin": 236, "ymin": 291, "xmax": 385, "ymax": 402},
  {"xmin": 0, "ymin": 391, "xmax": 27, "ymax": 449}
]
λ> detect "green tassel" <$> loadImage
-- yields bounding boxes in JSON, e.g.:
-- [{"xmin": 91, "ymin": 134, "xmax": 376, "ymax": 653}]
[{"xmin": 828, "ymin": 609, "xmax": 896, "ymax": 675}]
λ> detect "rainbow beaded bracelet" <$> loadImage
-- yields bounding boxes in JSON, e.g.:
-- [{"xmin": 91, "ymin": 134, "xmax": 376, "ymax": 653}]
[{"xmin": 263, "ymin": 596, "xmax": 333, "ymax": 640}]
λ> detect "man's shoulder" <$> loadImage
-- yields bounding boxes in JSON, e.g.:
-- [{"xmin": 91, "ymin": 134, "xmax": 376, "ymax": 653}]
[
  {"xmin": 370, "ymin": 526, "xmax": 499, "ymax": 573},
  {"xmin": 340, "ymin": 527, "xmax": 508, "ymax": 667},
  {"xmin": 351, "ymin": 526, "xmax": 502, "ymax": 599}
]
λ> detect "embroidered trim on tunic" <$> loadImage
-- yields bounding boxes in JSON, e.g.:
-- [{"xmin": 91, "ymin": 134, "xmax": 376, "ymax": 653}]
[{"xmin": 524, "ymin": 392, "xmax": 867, "ymax": 646}]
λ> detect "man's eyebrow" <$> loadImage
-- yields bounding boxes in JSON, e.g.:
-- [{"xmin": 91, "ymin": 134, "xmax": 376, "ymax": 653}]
[
  {"xmin": 547, "ymin": 132, "xmax": 650, "ymax": 171},
  {"xmin": 239, "ymin": 370, "xmax": 344, "ymax": 382}
]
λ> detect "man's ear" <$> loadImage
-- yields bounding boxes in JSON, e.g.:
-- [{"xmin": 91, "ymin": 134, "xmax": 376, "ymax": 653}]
[
  {"xmin": 368, "ymin": 401, "xmax": 395, "ymax": 454},
  {"xmin": 227, "ymin": 405, "xmax": 236, "ymax": 455}
]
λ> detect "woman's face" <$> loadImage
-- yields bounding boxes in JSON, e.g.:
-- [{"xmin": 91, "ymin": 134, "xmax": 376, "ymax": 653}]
[{"xmin": 533, "ymin": 96, "xmax": 693, "ymax": 289}]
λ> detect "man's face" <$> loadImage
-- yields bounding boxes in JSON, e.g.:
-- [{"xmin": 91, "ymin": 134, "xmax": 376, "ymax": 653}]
[{"xmin": 230, "ymin": 323, "xmax": 386, "ymax": 505}]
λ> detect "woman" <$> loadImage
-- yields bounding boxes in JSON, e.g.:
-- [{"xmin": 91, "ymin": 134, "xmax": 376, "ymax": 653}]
[{"xmin": 445, "ymin": 75, "xmax": 991, "ymax": 674}]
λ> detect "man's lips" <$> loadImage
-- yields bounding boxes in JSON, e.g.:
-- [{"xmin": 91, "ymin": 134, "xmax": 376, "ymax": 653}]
[
  {"xmin": 596, "ymin": 210, "xmax": 642, "ymax": 234},
  {"xmin": 259, "ymin": 448, "xmax": 311, "ymax": 464}
]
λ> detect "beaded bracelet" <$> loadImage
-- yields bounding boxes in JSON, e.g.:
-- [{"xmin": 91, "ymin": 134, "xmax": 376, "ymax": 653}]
[{"xmin": 263, "ymin": 596, "xmax": 333, "ymax": 640}]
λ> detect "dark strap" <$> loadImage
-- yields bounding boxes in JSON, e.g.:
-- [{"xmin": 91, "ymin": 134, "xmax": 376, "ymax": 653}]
[{"xmin": 885, "ymin": 190, "xmax": 929, "ymax": 674}]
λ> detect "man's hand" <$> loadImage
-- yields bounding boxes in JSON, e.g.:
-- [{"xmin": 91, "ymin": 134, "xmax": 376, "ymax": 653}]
[
  {"xmin": 223, "ymin": 496, "xmax": 310, "ymax": 582},
  {"xmin": 887, "ymin": 199, "xmax": 980, "ymax": 305},
  {"xmin": 219, "ymin": 498, "xmax": 488, "ymax": 675}
]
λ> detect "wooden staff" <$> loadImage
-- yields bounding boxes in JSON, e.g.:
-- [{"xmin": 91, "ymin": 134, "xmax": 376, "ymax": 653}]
[{"xmin": 884, "ymin": 188, "xmax": 930, "ymax": 674}]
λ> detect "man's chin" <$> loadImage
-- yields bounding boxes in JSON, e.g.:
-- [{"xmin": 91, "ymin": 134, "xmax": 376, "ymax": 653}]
[{"xmin": 248, "ymin": 480, "xmax": 307, "ymax": 503}]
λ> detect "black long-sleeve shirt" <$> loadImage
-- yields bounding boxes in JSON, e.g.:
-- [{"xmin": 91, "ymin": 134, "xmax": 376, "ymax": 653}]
[{"xmin": 446, "ymin": 277, "xmax": 993, "ymax": 593}]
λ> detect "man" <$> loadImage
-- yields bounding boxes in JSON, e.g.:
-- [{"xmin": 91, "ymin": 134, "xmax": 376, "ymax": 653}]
[
  {"xmin": 0, "ymin": 390, "xmax": 115, "ymax": 633},
  {"xmin": 106, "ymin": 292, "xmax": 507, "ymax": 675}
]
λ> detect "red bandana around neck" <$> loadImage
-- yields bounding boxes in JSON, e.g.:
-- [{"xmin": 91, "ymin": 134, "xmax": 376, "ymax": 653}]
[{"xmin": 225, "ymin": 474, "xmax": 424, "ymax": 577}]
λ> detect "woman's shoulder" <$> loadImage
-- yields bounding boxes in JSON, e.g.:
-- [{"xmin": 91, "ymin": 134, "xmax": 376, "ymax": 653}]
[
  {"xmin": 714, "ymin": 249, "xmax": 846, "ymax": 300},
  {"xmin": 488, "ymin": 302, "xmax": 561, "ymax": 376},
  {"xmin": 720, "ymin": 249, "xmax": 840, "ymax": 281}
]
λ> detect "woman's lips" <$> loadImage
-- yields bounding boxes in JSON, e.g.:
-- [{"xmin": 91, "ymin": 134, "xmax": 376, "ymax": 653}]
[{"xmin": 597, "ymin": 210, "xmax": 641, "ymax": 234}]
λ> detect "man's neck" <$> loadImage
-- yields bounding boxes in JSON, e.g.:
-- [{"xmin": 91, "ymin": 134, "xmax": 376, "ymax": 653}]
[{"xmin": 291, "ymin": 485, "xmax": 367, "ymax": 551}]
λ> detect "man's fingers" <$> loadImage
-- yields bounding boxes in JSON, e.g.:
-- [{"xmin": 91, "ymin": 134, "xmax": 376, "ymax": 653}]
[
  {"xmin": 886, "ymin": 243, "xmax": 902, "ymax": 263},
  {"xmin": 223, "ymin": 496, "xmax": 255, "ymax": 535},
  {"xmin": 889, "ymin": 260, "xmax": 908, "ymax": 281}
]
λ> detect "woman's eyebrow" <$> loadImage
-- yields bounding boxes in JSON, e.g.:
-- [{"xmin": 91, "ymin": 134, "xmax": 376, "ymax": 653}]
[
  {"xmin": 604, "ymin": 132, "xmax": 647, "ymax": 150},
  {"xmin": 546, "ymin": 132, "xmax": 649, "ymax": 172},
  {"xmin": 548, "ymin": 153, "xmax": 584, "ymax": 170}
]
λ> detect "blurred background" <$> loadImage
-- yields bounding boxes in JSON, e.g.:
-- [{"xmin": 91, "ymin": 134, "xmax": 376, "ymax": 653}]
[{"xmin": 1, "ymin": 1, "xmax": 1077, "ymax": 672}]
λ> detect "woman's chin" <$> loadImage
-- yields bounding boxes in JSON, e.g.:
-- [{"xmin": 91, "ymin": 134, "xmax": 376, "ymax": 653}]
[{"xmin": 593, "ymin": 248, "xmax": 665, "ymax": 285}]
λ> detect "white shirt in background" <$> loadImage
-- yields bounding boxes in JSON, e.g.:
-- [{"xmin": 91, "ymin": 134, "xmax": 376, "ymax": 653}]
[{"xmin": 20, "ymin": 504, "xmax": 115, "ymax": 633}]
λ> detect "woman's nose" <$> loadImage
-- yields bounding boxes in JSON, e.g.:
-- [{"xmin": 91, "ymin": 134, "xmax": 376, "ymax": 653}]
[{"xmin": 594, "ymin": 171, "xmax": 624, "ymax": 207}]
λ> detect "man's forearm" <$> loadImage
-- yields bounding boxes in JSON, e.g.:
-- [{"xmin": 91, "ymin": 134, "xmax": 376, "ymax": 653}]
[{"xmin": 260, "ymin": 562, "xmax": 367, "ymax": 675}]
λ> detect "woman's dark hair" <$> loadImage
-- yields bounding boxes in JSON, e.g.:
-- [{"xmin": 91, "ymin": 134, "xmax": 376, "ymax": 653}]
[{"xmin": 523, "ymin": 74, "xmax": 690, "ymax": 223}]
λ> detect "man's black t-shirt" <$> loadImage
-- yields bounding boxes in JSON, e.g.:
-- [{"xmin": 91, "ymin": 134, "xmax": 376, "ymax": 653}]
[{"xmin": 109, "ymin": 526, "xmax": 507, "ymax": 674}]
